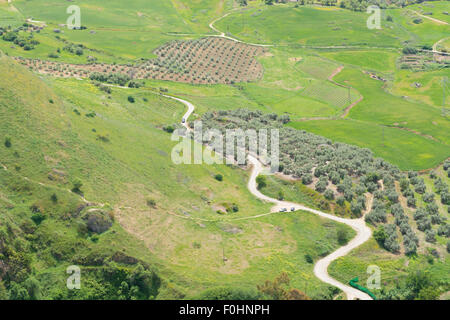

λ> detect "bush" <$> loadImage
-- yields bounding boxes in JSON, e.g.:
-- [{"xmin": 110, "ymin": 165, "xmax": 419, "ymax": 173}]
[
  {"xmin": 50, "ymin": 193, "xmax": 58, "ymax": 203},
  {"xmin": 72, "ymin": 179, "xmax": 83, "ymax": 192},
  {"xmin": 417, "ymin": 216, "xmax": 432, "ymax": 232},
  {"xmin": 426, "ymin": 202, "xmax": 439, "ymax": 215},
  {"xmin": 31, "ymin": 212, "xmax": 46, "ymax": 225},
  {"xmin": 415, "ymin": 183, "xmax": 426, "ymax": 194},
  {"xmin": 304, "ymin": 254, "xmax": 313, "ymax": 264},
  {"xmin": 83, "ymin": 210, "xmax": 113, "ymax": 234},
  {"xmin": 324, "ymin": 189, "xmax": 334, "ymax": 200},
  {"xmin": 384, "ymin": 224, "xmax": 400, "ymax": 253},
  {"xmin": 407, "ymin": 196, "xmax": 416, "ymax": 208},
  {"xmin": 437, "ymin": 224, "xmax": 450, "ymax": 237},
  {"xmin": 214, "ymin": 174, "xmax": 223, "ymax": 182},
  {"xmin": 422, "ymin": 192, "xmax": 434, "ymax": 203},
  {"xmin": 365, "ymin": 208, "xmax": 387, "ymax": 224},
  {"xmin": 4, "ymin": 136, "xmax": 11, "ymax": 148},
  {"xmin": 447, "ymin": 241, "xmax": 450, "ymax": 253},
  {"xmin": 413, "ymin": 207, "xmax": 426, "ymax": 221},
  {"xmin": 350, "ymin": 201, "xmax": 362, "ymax": 217},
  {"xmin": 336, "ymin": 196, "xmax": 345, "ymax": 206},
  {"xmin": 146, "ymin": 198, "xmax": 156, "ymax": 208},
  {"xmin": 373, "ymin": 225, "xmax": 387, "ymax": 245},
  {"xmin": 441, "ymin": 191, "xmax": 450, "ymax": 205},
  {"xmin": 425, "ymin": 230, "xmax": 436, "ymax": 243},
  {"xmin": 315, "ymin": 180, "xmax": 327, "ymax": 193},
  {"xmin": 256, "ymin": 176, "xmax": 266, "ymax": 189},
  {"xmin": 196, "ymin": 286, "xmax": 260, "ymax": 300},
  {"xmin": 127, "ymin": 96, "xmax": 135, "ymax": 103},
  {"xmin": 337, "ymin": 228, "xmax": 349, "ymax": 245},
  {"xmin": 277, "ymin": 191, "xmax": 284, "ymax": 201},
  {"xmin": 163, "ymin": 125, "xmax": 174, "ymax": 133},
  {"xmin": 387, "ymin": 190, "xmax": 399, "ymax": 203},
  {"xmin": 302, "ymin": 174, "xmax": 312, "ymax": 185},
  {"xmin": 402, "ymin": 46, "xmax": 418, "ymax": 54}
]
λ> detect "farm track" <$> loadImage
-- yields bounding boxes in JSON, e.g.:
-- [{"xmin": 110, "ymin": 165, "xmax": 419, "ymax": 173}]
[
  {"xmin": 162, "ymin": 93, "xmax": 373, "ymax": 300},
  {"xmin": 409, "ymin": 10, "xmax": 449, "ymax": 26},
  {"xmin": 0, "ymin": 161, "xmax": 102, "ymax": 207}
]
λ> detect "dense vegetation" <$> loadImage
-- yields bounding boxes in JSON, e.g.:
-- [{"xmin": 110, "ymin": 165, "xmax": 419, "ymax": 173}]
[{"xmin": 200, "ymin": 109, "xmax": 449, "ymax": 256}]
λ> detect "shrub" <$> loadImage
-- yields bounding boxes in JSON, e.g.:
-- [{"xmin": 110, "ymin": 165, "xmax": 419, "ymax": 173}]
[
  {"xmin": 50, "ymin": 193, "xmax": 58, "ymax": 203},
  {"xmin": 399, "ymin": 178, "xmax": 409, "ymax": 191},
  {"xmin": 315, "ymin": 180, "xmax": 327, "ymax": 193},
  {"xmin": 146, "ymin": 198, "xmax": 156, "ymax": 208},
  {"xmin": 302, "ymin": 174, "xmax": 312, "ymax": 185},
  {"xmin": 72, "ymin": 179, "xmax": 83, "ymax": 192},
  {"xmin": 373, "ymin": 225, "xmax": 387, "ymax": 245},
  {"xmin": 336, "ymin": 196, "xmax": 345, "ymax": 206},
  {"xmin": 415, "ymin": 182, "xmax": 426, "ymax": 194},
  {"xmin": 127, "ymin": 96, "xmax": 135, "ymax": 103},
  {"xmin": 447, "ymin": 241, "xmax": 450, "ymax": 253},
  {"xmin": 417, "ymin": 217, "xmax": 432, "ymax": 232},
  {"xmin": 407, "ymin": 196, "xmax": 416, "ymax": 208},
  {"xmin": 402, "ymin": 46, "xmax": 418, "ymax": 54},
  {"xmin": 387, "ymin": 190, "xmax": 399, "ymax": 203},
  {"xmin": 304, "ymin": 254, "xmax": 313, "ymax": 264},
  {"xmin": 426, "ymin": 202, "xmax": 438, "ymax": 215},
  {"xmin": 422, "ymin": 192, "xmax": 434, "ymax": 203},
  {"xmin": 365, "ymin": 208, "xmax": 387, "ymax": 224},
  {"xmin": 31, "ymin": 212, "xmax": 46, "ymax": 225},
  {"xmin": 437, "ymin": 224, "xmax": 450, "ymax": 237},
  {"xmin": 413, "ymin": 207, "xmax": 426, "ymax": 221},
  {"xmin": 425, "ymin": 230, "xmax": 436, "ymax": 243},
  {"xmin": 256, "ymin": 176, "xmax": 266, "ymax": 189},
  {"xmin": 324, "ymin": 189, "xmax": 334, "ymax": 200},
  {"xmin": 83, "ymin": 210, "xmax": 113, "ymax": 234},
  {"xmin": 214, "ymin": 174, "xmax": 223, "ymax": 182},
  {"xmin": 196, "ymin": 286, "xmax": 260, "ymax": 300},
  {"xmin": 277, "ymin": 191, "xmax": 284, "ymax": 201},
  {"xmin": 4, "ymin": 136, "xmax": 11, "ymax": 148},
  {"xmin": 350, "ymin": 201, "xmax": 362, "ymax": 217},
  {"xmin": 337, "ymin": 229, "xmax": 349, "ymax": 245},
  {"xmin": 163, "ymin": 125, "xmax": 174, "ymax": 133},
  {"xmin": 441, "ymin": 191, "xmax": 450, "ymax": 205}
]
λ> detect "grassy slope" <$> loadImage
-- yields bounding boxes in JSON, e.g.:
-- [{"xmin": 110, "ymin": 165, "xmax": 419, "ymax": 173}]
[{"xmin": 0, "ymin": 53, "xmax": 356, "ymax": 298}]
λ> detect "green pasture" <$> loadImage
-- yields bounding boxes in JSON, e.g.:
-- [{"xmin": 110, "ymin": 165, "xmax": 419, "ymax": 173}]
[{"xmin": 288, "ymin": 119, "xmax": 449, "ymax": 171}]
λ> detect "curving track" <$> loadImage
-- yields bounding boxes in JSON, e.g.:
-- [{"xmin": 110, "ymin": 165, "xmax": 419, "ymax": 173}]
[{"xmin": 165, "ymin": 94, "xmax": 373, "ymax": 300}]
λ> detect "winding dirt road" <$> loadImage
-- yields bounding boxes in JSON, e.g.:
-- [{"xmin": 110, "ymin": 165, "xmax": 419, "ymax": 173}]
[
  {"xmin": 209, "ymin": 11, "xmax": 274, "ymax": 47},
  {"xmin": 165, "ymin": 94, "xmax": 373, "ymax": 300}
]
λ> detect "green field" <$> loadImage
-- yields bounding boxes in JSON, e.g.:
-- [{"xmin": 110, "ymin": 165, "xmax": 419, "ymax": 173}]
[
  {"xmin": 288, "ymin": 119, "xmax": 449, "ymax": 171},
  {"xmin": 216, "ymin": 5, "xmax": 407, "ymax": 47}
]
